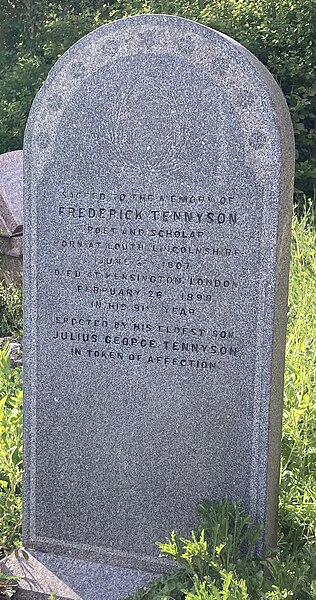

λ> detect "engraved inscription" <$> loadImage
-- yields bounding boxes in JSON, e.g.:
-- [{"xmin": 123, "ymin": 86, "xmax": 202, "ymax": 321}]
[{"xmin": 49, "ymin": 187, "xmax": 245, "ymax": 372}]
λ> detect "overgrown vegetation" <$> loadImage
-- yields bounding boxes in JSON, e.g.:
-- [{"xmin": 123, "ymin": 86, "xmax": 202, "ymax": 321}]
[
  {"xmin": 0, "ymin": 345, "xmax": 22, "ymax": 557},
  {"xmin": 125, "ymin": 498, "xmax": 316, "ymax": 599},
  {"xmin": 0, "ymin": 0, "xmax": 316, "ymax": 207},
  {"xmin": 280, "ymin": 207, "xmax": 316, "ymax": 545}
]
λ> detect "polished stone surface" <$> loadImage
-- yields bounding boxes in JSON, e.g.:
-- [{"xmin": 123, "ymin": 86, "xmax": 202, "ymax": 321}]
[{"xmin": 23, "ymin": 13, "xmax": 295, "ymax": 584}]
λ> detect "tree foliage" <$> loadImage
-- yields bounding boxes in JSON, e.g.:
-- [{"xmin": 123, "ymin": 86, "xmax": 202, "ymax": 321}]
[{"xmin": 0, "ymin": 0, "xmax": 315, "ymax": 205}]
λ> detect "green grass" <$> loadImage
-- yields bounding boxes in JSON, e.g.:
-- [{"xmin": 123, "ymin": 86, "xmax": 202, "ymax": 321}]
[
  {"xmin": 0, "ymin": 344, "xmax": 22, "ymax": 557},
  {"xmin": 0, "ymin": 211, "xmax": 315, "ymax": 598},
  {"xmin": 280, "ymin": 209, "xmax": 316, "ymax": 544}
]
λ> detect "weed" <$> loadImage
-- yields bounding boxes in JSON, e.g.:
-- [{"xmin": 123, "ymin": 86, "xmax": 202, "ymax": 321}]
[
  {"xmin": 280, "ymin": 207, "xmax": 316, "ymax": 543},
  {"xmin": 0, "ymin": 283, "xmax": 22, "ymax": 339},
  {"xmin": 0, "ymin": 345, "xmax": 22, "ymax": 558},
  {"xmin": 126, "ymin": 499, "xmax": 316, "ymax": 599}
]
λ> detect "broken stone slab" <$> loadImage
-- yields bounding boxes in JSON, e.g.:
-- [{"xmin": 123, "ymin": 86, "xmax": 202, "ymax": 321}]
[
  {"xmin": 0, "ymin": 150, "xmax": 23, "ymax": 238},
  {"xmin": 0, "ymin": 151, "xmax": 23, "ymax": 284}
]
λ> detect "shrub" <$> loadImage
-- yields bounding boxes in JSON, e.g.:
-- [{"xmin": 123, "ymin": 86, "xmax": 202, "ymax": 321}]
[{"xmin": 125, "ymin": 498, "xmax": 316, "ymax": 599}]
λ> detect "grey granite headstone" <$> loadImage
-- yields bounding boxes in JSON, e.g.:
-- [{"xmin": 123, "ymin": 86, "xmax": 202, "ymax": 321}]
[{"xmin": 21, "ymin": 13, "xmax": 294, "ymax": 598}]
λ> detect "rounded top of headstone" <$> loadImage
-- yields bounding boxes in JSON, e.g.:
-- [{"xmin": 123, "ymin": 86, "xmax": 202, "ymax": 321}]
[
  {"xmin": 25, "ymin": 14, "xmax": 294, "ymax": 190},
  {"xmin": 0, "ymin": 150, "xmax": 23, "ymax": 237}
]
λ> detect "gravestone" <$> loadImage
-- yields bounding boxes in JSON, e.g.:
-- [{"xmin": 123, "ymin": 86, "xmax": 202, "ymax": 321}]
[
  {"xmin": 0, "ymin": 150, "xmax": 23, "ymax": 284},
  {"xmin": 17, "ymin": 13, "xmax": 295, "ymax": 599}
]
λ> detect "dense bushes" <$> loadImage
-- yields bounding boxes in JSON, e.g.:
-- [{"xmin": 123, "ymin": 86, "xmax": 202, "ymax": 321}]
[{"xmin": 0, "ymin": 0, "xmax": 316, "ymax": 207}]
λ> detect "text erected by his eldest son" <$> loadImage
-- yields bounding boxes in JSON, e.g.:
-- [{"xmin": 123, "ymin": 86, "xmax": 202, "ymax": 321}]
[{"xmin": 49, "ymin": 189, "xmax": 244, "ymax": 371}]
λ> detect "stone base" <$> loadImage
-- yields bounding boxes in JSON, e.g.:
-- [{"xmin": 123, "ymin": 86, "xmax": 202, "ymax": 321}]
[{"xmin": 3, "ymin": 549, "xmax": 158, "ymax": 600}]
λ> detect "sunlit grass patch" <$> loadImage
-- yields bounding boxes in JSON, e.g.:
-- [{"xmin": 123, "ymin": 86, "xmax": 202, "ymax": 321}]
[{"xmin": 280, "ymin": 208, "xmax": 316, "ymax": 544}]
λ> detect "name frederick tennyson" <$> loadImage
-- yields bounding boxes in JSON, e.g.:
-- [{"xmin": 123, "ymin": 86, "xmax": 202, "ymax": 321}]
[{"xmin": 58, "ymin": 206, "xmax": 237, "ymax": 225}]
